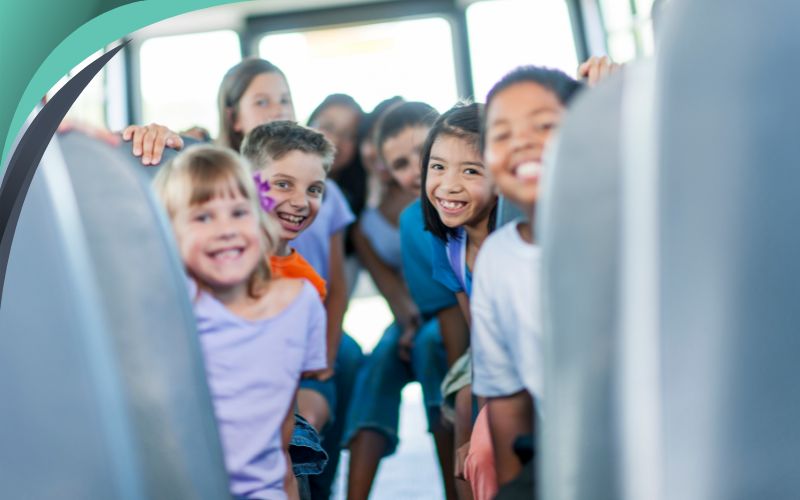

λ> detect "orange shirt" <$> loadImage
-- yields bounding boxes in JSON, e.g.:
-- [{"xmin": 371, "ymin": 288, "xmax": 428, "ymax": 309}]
[{"xmin": 270, "ymin": 249, "xmax": 328, "ymax": 301}]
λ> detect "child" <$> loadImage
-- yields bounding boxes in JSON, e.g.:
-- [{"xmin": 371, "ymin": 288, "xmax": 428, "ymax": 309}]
[
  {"xmin": 240, "ymin": 120, "xmax": 364, "ymax": 499},
  {"xmin": 421, "ymin": 102, "xmax": 497, "ymax": 321},
  {"xmin": 420, "ymin": 102, "xmax": 499, "ymax": 500},
  {"xmin": 307, "ymin": 94, "xmax": 367, "ymax": 299},
  {"xmin": 153, "ymin": 144, "xmax": 326, "ymax": 500},
  {"xmin": 239, "ymin": 120, "xmax": 333, "ymax": 303},
  {"xmin": 122, "ymin": 57, "xmax": 294, "ymax": 165},
  {"xmin": 343, "ymin": 102, "xmax": 457, "ymax": 500},
  {"xmin": 470, "ymin": 66, "xmax": 582, "ymax": 493}
]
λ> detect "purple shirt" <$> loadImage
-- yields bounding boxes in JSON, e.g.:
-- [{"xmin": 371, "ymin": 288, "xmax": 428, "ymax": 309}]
[
  {"xmin": 190, "ymin": 280, "xmax": 327, "ymax": 499},
  {"xmin": 291, "ymin": 179, "xmax": 355, "ymax": 281}
]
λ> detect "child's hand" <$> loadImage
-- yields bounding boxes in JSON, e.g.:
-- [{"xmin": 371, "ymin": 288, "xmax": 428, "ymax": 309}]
[
  {"xmin": 397, "ymin": 324, "xmax": 417, "ymax": 363},
  {"xmin": 454, "ymin": 441, "xmax": 471, "ymax": 480},
  {"xmin": 302, "ymin": 367, "xmax": 335, "ymax": 382},
  {"xmin": 122, "ymin": 123, "xmax": 184, "ymax": 166},
  {"xmin": 578, "ymin": 55, "xmax": 621, "ymax": 86}
]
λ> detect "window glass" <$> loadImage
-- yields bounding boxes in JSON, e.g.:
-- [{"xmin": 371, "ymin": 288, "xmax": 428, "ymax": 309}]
[
  {"xmin": 467, "ymin": 0, "xmax": 578, "ymax": 101},
  {"xmin": 599, "ymin": 0, "xmax": 655, "ymax": 62},
  {"xmin": 259, "ymin": 17, "xmax": 459, "ymax": 121},
  {"xmin": 139, "ymin": 30, "xmax": 240, "ymax": 137},
  {"xmin": 48, "ymin": 50, "xmax": 107, "ymax": 129}
]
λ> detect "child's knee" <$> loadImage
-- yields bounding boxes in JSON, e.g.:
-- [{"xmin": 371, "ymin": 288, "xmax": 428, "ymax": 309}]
[{"xmin": 297, "ymin": 388, "xmax": 332, "ymax": 432}]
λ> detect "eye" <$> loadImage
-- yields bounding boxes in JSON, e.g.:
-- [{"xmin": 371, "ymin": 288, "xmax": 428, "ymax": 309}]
[
  {"xmin": 193, "ymin": 212, "xmax": 211, "ymax": 223},
  {"xmin": 535, "ymin": 121, "xmax": 558, "ymax": 132},
  {"xmin": 308, "ymin": 185, "xmax": 324, "ymax": 197},
  {"xmin": 393, "ymin": 159, "xmax": 409, "ymax": 171},
  {"xmin": 464, "ymin": 167, "xmax": 481, "ymax": 176},
  {"xmin": 491, "ymin": 131, "xmax": 511, "ymax": 142},
  {"xmin": 256, "ymin": 98, "xmax": 270, "ymax": 107},
  {"xmin": 281, "ymin": 96, "xmax": 292, "ymax": 106},
  {"xmin": 429, "ymin": 162, "xmax": 444, "ymax": 171},
  {"xmin": 232, "ymin": 207, "xmax": 251, "ymax": 218},
  {"xmin": 274, "ymin": 180, "xmax": 290, "ymax": 189}
]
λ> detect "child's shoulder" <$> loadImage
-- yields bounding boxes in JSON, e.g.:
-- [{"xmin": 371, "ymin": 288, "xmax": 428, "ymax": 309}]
[{"xmin": 258, "ymin": 277, "xmax": 313, "ymax": 315}]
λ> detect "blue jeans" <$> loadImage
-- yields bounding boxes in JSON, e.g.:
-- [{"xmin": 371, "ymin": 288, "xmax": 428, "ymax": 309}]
[
  {"xmin": 290, "ymin": 413, "xmax": 328, "ymax": 476},
  {"xmin": 343, "ymin": 319, "xmax": 448, "ymax": 456},
  {"xmin": 304, "ymin": 333, "xmax": 364, "ymax": 499}
]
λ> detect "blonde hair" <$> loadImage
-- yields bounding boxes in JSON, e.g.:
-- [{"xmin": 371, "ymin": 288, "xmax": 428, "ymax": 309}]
[{"xmin": 153, "ymin": 144, "xmax": 280, "ymax": 297}]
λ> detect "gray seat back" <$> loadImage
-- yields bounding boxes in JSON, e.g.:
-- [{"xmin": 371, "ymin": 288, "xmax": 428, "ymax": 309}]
[
  {"xmin": 537, "ymin": 71, "xmax": 626, "ymax": 500},
  {"xmin": 0, "ymin": 132, "xmax": 230, "ymax": 499},
  {"xmin": 656, "ymin": 1, "xmax": 800, "ymax": 498}
]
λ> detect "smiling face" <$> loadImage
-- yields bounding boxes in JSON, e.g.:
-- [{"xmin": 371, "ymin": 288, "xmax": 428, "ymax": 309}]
[
  {"xmin": 381, "ymin": 125, "xmax": 430, "ymax": 194},
  {"xmin": 234, "ymin": 72, "xmax": 296, "ymax": 135},
  {"xmin": 484, "ymin": 81, "xmax": 564, "ymax": 212},
  {"xmin": 311, "ymin": 104, "xmax": 360, "ymax": 174},
  {"xmin": 172, "ymin": 190, "xmax": 263, "ymax": 296},
  {"xmin": 255, "ymin": 150, "xmax": 326, "ymax": 248},
  {"xmin": 424, "ymin": 134, "xmax": 495, "ymax": 229}
]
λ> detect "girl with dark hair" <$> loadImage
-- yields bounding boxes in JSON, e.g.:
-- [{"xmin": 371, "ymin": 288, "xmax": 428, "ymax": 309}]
[
  {"xmin": 303, "ymin": 94, "xmax": 367, "ymax": 298},
  {"xmin": 418, "ymin": 102, "xmax": 498, "ymax": 500}
]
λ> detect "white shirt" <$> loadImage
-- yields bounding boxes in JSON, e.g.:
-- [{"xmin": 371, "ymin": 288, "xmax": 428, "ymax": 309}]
[{"xmin": 471, "ymin": 220, "xmax": 543, "ymax": 401}]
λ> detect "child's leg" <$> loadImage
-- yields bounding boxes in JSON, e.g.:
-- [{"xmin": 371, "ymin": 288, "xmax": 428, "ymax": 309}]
[
  {"xmin": 344, "ymin": 323, "xmax": 414, "ymax": 499},
  {"xmin": 454, "ymin": 385, "xmax": 475, "ymax": 500},
  {"xmin": 463, "ymin": 406, "xmax": 498, "ymax": 500},
  {"xmin": 411, "ymin": 318, "xmax": 457, "ymax": 500},
  {"xmin": 308, "ymin": 333, "xmax": 364, "ymax": 499},
  {"xmin": 297, "ymin": 388, "xmax": 332, "ymax": 432}
]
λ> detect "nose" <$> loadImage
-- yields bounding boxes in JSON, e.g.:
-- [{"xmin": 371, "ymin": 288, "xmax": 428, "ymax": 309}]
[
  {"xmin": 511, "ymin": 126, "xmax": 539, "ymax": 154},
  {"xmin": 438, "ymin": 167, "xmax": 462, "ymax": 193},
  {"xmin": 215, "ymin": 221, "xmax": 238, "ymax": 240},
  {"xmin": 288, "ymin": 191, "xmax": 309, "ymax": 211}
]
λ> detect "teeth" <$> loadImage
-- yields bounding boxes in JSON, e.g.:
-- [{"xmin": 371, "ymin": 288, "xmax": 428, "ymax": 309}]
[
  {"xmin": 278, "ymin": 213, "xmax": 304, "ymax": 224},
  {"xmin": 439, "ymin": 199, "xmax": 466, "ymax": 210},
  {"xmin": 515, "ymin": 161, "xmax": 541, "ymax": 180},
  {"xmin": 212, "ymin": 248, "xmax": 242, "ymax": 260}
]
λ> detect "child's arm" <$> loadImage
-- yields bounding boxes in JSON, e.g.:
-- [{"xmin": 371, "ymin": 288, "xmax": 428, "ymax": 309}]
[
  {"xmin": 121, "ymin": 123, "xmax": 184, "ymax": 165},
  {"xmin": 455, "ymin": 291, "xmax": 471, "ymax": 328},
  {"xmin": 321, "ymin": 231, "xmax": 348, "ymax": 377},
  {"xmin": 352, "ymin": 222, "xmax": 420, "ymax": 357},
  {"xmin": 486, "ymin": 392, "xmax": 534, "ymax": 486}
]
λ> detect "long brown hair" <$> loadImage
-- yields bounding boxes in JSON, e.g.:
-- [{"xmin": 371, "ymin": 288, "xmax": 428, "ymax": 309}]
[{"xmin": 216, "ymin": 57, "xmax": 290, "ymax": 152}]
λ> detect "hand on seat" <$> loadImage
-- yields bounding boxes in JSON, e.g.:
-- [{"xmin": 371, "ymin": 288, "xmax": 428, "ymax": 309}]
[
  {"xmin": 578, "ymin": 55, "xmax": 621, "ymax": 86},
  {"xmin": 122, "ymin": 123, "xmax": 184, "ymax": 166}
]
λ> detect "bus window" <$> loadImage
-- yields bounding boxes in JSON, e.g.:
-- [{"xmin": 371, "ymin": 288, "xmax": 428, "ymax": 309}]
[
  {"xmin": 48, "ymin": 50, "xmax": 107, "ymax": 129},
  {"xmin": 599, "ymin": 0, "xmax": 655, "ymax": 62},
  {"xmin": 258, "ymin": 17, "xmax": 459, "ymax": 120},
  {"xmin": 139, "ymin": 30, "xmax": 240, "ymax": 137},
  {"xmin": 466, "ymin": 0, "xmax": 579, "ymax": 101}
]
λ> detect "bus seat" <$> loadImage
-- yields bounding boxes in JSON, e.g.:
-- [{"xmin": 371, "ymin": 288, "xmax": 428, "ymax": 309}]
[
  {"xmin": 537, "ymin": 70, "xmax": 627, "ymax": 500},
  {"xmin": 656, "ymin": 1, "xmax": 800, "ymax": 499},
  {"xmin": 0, "ymin": 131, "xmax": 229, "ymax": 499}
]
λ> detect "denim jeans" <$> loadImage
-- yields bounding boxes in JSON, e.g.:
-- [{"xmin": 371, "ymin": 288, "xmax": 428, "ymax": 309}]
[
  {"xmin": 305, "ymin": 333, "xmax": 364, "ymax": 499},
  {"xmin": 343, "ymin": 319, "xmax": 448, "ymax": 456}
]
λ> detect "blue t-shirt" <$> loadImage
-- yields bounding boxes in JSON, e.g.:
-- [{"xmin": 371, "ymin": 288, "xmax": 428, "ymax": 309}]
[
  {"xmin": 291, "ymin": 179, "xmax": 356, "ymax": 281},
  {"xmin": 431, "ymin": 226, "xmax": 472, "ymax": 297},
  {"xmin": 399, "ymin": 199, "xmax": 458, "ymax": 318}
]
